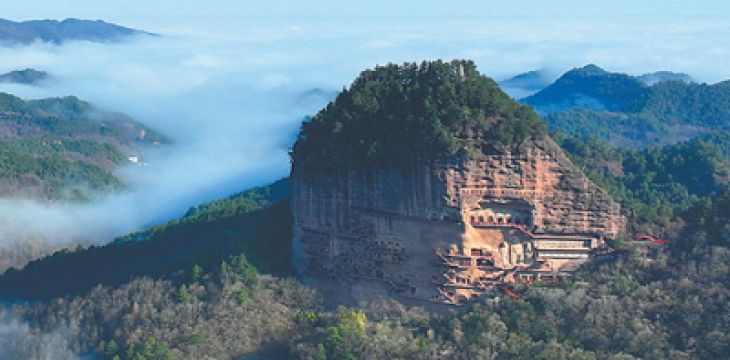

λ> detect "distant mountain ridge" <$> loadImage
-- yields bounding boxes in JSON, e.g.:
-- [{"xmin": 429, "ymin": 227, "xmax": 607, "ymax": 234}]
[
  {"xmin": 523, "ymin": 64, "xmax": 648, "ymax": 114},
  {"xmin": 500, "ymin": 70, "xmax": 552, "ymax": 90},
  {"xmin": 497, "ymin": 67, "xmax": 695, "ymax": 100},
  {"xmin": 0, "ymin": 18, "xmax": 153, "ymax": 45},
  {"xmin": 498, "ymin": 69, "xmax": 555, "ymax": 98},
  {"xmin": 523, "ymin": 64, "xmax": 730, "ymax": 151},
  {"xmin": 637, "ymin": 71, "xmax": 695, "ymax": 85},
  {"xmin": 0, "ymin": 68, "xmax": 50, "ymax": 84}
]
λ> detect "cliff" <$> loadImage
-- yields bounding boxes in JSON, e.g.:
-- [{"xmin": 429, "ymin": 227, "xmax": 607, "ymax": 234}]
[{"xmin": 291, "ymin": 60, "xmax": 624, "ymax": 304}]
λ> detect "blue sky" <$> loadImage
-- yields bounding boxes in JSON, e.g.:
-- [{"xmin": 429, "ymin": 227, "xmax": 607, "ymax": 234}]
[{"xmin": 3, "ymin": 1, "xmax": 729, "ymax": 30}]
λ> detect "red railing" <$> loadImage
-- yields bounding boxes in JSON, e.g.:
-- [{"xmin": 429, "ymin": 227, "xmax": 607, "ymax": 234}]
[
  {"xmin": 501, "ymin": 287, "xmax": 520, "ymax": 300},
  {"xmin": 636, "ymin": 235, "xmax": 668, "ymax": 244}
]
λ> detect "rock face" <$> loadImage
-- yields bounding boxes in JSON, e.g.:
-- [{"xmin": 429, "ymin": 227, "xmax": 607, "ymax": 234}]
[
  {"xmin": 291, "ymin": 137, "xmax": 624, "ymax": 304},
  {"xmin": 291, "ymin": 60, "xmax": 625, "ymax": 304}
]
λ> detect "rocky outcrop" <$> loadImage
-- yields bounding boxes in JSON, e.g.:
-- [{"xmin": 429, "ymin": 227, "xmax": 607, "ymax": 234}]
[
  {"xmin": 291, "ymin": 137, "xmax": 625, "ymax": 304},
  {"xmin": 290, "ymin": 60, "xmax": 625, "ymax": 304}
]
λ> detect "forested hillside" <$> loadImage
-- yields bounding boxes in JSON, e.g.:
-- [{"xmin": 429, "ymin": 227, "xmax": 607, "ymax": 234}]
[
  {"xmin": 526, "ymin": 65, "xmax": 730, "ymax": 152},
  {"xmin": 636, "ymin": 71, "xmax": 694, "ymax": 85},
  {"xmin": 3, "ymin": 130, "xmax": 729, "ymax": 358},
  {"xmin": 2, "ymin": 61, "xmax": 729, "ymax": 359},
  {"xmin": 292, "ymin": 60, "xmax": 546, "ymax": 168},
  {"xmin": 557, "ymin": 134, "xmax": 729, "ymax": 225},
  {"xmin": 0, "ymin": 178, "xmax": 291, "ymax": 300},
  {"xmin": 0, "ymin": 137, "xmax": 124, "ymax": 199},
  {"xmin": 524, "ymin": 64, "xmax": 648, "ymax": 113},
  {"xmin": 0, "ymin": 92, "xmax": 164, "ymax": 201}
]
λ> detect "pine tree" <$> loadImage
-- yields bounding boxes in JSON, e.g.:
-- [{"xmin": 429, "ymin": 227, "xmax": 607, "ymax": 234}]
[
  {"xmin": 191, "ymin": 264, "xmax": 203, "ymax": 283},
  {"xmin": 104, "ymin": 339, "xmax": 119, "ymax": 359},
  {"xmin": 178, "ymin": 284, "xmax": 193, "ymax": 303}
]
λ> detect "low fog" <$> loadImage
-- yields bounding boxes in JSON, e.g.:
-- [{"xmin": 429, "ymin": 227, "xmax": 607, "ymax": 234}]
[
  {"xmin": 0, "ymin": 314, "xmax": 77, "ymax": 359},
  {"xmin": 0, "ymin": 15, "xmax": 729, "ymax": 265}
]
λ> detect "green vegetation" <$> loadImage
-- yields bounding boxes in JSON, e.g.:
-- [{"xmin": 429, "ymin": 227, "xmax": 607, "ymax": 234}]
[
  {"xmin": 0, "ymin": 178, "xmax": 291, "ymax": 300},
  {"xmin": 292, "ymin": 60, "xmax": 546, "ymax": 168},
  {"xmin": 4, "ymin": 133, "xmax": 730, "ymax": 358},
  {"xmin": 528, "ymin": 65, "xmax": 730, "ymax": 152},
  {"xmin": 115, "ymin": 177, "xmax": 289, "ymax": 244},
  {"xmin": 0, "ymin": 137, "xmax": 124, "ymax": 200},
  {"xmin": 0, "ymin": 92, "xmax": 166, "ymax": 201},
  {"xmin": 0, "ymin": 93, "xmax": 163, "ymax": 144},
  {"xmin": 678, "ymin": 185, "xmax": 730, "ymax": 251},
  {"xmin": 546, "ymin": 109, "xmax": 684, "ymax": 147},
  {"xmin": 696, "ymin": 131, "xmax": 730, "ymax": 161},
  {"xmin": 177, "ymin": 284, "xmax": 193, "ymax": 303},
  {"xmin": 524, "ymin": 64, "xmax": 649, "ymax": 112},
  {"xmin": 102, "ymin": 337, "xmax": 173, "ymax": 360},
  {"xmin": 642, "ymin": 80, "xmax": 730, "ymax": 129},
  {"xmin": 304, "ymin": 310, "xmax": 368, "ymax": 360},
  {"xmin": 179, "ymin": 177, "xmax": 290, "ymax": 223},
  {"xmin": 19, "ymin": 249, "xmax": 318, "ymax": 359},
  {"xmin": 558, "ymin": 134, "xmax": 729, "ymax": 224}
]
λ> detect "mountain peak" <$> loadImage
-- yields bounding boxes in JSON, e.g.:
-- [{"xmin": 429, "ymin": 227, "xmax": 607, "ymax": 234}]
[
  {"xmin": 523, "ymin": 64, "xmax": 647, "ymax": 114},
  {"xmin": 498, "ymin": 69, "xmax": 555, "ymax": 98},
  {"xmin": 292, "ymin": 59, "xmax": 546, "ymax": 168},
  {"xmin": 0, "ymin": 68, "xmax": 50, "ymax": 85},
  {"xmin": 571, "ymin": 64, "xmax": 608, "ymax": 76},
  {"xmin": 291, "ymin": 61, "xmax": 623, "ymax": 306},
  {"xmin": 0, "ymin": 17, "xmax": 153, "ymax": 45},
  {"xmin": 637, "ymin": 71, "xmax": 695, "ymax": 85}
]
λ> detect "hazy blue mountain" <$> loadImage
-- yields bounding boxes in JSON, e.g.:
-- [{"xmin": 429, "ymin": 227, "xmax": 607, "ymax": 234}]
[
  {"xmin": 527, "ymin": 65, "xmax": 730, "ymax": 150},
  {"xmin": 523, "ymin": 64, "xmax": 648, "ymax": 114},
  {"xmin": 295, "ymin": 87, "xmax": 338, "ymax": 107},
  {"xmin": 498, "ymin": 69, "xmax": 554, "ymax": 97},
  {"xmin": 637, "ymin": 71, "xmax": 695, "ymax": 85},
  {"xmin": 0, "ymin": 18, "xmax": 153, "ymax": 45},
  {"xmin": 0, "ymin": 68, "xmax": 50, "ymax": 84}
]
